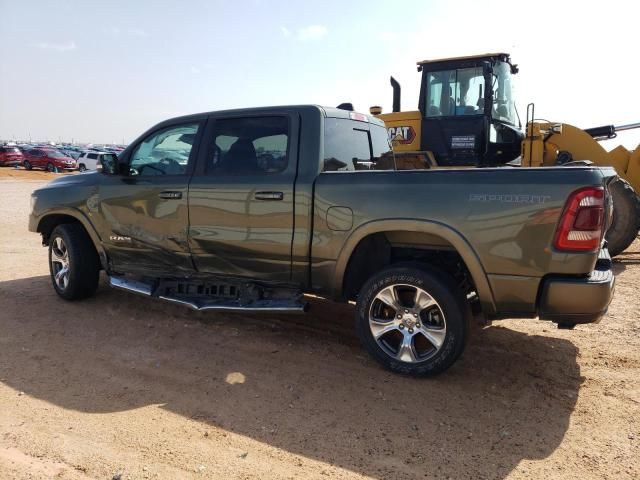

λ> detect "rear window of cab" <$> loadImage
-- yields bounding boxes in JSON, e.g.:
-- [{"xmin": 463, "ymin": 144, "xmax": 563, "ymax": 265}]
[{"xmin": 323, "ymin": 118, "xmax": 394, "ymax": 172}]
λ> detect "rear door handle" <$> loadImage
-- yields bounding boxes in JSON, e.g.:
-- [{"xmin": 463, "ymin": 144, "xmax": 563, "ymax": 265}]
[
  {"xmin": 255, "ymin": 191, "xmax": 284, "ymax": 201},
  {"xmin": 158, "ymin": 191, "xmax": 183, "ymax": 199}
]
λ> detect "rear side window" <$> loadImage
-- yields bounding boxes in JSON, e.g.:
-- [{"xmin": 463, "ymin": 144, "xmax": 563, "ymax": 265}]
[
  {"xmin": 207, "ymin": 116, "xmax": 289, "ymax": 175},
  {"xmin": 323, "ymin": 118, "xmax": 394, "ymax": 171},
  {"xmin": 87, "ymin": 153, "xmax": 98, "ymax": 160}
]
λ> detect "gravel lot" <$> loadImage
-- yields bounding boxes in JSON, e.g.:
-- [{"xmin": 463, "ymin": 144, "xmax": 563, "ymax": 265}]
[{"xmin": 0, "ymin": 171, "xmax": 638, "ymax": 479}]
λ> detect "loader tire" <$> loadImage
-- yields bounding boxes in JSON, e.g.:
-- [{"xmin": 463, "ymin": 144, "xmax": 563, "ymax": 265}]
[{"xmin": 605, "ymin": 178, "xmax": 640, "ymax": 257}]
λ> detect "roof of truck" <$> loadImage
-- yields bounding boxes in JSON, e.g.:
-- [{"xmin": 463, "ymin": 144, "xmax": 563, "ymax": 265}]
[{"xmin": 151, "ymin": 105, "xmax": 385, "ymax": 128}]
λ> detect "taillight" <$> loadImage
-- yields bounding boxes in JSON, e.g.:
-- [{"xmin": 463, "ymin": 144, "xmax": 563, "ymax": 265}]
[{"xmin": 554, "ymin": 186, "xmax": 605, "ymax": 252}]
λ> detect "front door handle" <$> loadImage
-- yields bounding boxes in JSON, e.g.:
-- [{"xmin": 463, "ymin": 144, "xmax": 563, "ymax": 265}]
[
  {"xmin": 255, "ymin": 191, "xmax": 284, "ymax": 201},
  {"xmin": 158, "ymin": 191, "xmax": 183, "ymax": 199}
]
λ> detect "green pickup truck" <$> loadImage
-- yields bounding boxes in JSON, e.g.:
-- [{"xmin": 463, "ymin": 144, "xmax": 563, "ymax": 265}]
[{"xmin": 29, "ymin": 105, "xmax": 616, "ymax": 375}]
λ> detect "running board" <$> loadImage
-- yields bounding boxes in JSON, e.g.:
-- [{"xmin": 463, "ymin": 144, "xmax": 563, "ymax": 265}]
[
  {"xmin": 109, "ymin": 276, "xmax": 153, "ymax": 296},
  {"xmin": 109, "ymin": 276, "xmax": 309, "ymax": 314}
]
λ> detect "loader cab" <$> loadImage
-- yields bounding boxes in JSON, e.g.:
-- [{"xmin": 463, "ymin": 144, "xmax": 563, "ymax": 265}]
[{"xmin": 417, "ymin": 53, "xmax": 523, "ymax": 166}]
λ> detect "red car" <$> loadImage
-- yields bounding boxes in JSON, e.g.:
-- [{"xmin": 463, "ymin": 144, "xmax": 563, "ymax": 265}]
[
  {"xmin": 0, "ymin": 146, "xmax": 23, "ymax": 166},
  {"xmin": 22, "ymin": 148, "xmax": 77, "ymax": 172}
]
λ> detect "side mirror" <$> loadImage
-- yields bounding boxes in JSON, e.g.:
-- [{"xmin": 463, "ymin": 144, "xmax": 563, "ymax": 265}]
[{"xmin": 100, "ymin": 156, "xmax": 119, "ymax": 175}]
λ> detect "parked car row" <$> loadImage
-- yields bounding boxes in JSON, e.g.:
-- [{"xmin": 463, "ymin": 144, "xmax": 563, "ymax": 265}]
[{"xmin": 0, "ymin": 143, "xmax": 125, "ymax": 172}]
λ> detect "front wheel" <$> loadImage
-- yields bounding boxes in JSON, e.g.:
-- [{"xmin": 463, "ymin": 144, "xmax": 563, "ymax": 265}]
[
  {"xmin": 355, "ymin": 266, "xmax": 468, "ymax": 376},
  {"xmin": 23, "ymin": 160, "xmax": 32, "ymax": 170},
  {"xmin": 78, "ymin": 164, "xmax": 87, "ymax": 172},
  {"xmin": 49, "ymin": 224, "xmax": 101, "ymax": 300}
]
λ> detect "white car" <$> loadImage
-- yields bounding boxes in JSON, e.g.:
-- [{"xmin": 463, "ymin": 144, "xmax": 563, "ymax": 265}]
[{"xmin": 76, "ymin": 151, "xmax": 119, "ymax": 172}]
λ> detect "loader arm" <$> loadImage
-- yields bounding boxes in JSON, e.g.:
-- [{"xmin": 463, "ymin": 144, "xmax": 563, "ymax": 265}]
[
  {"xmin": 522, "ymin": 121, "xmax": 640, "ymax": 191},
  {"xmin": 521, "ymin": 120, "xmax": 640, "ymax": 256}
]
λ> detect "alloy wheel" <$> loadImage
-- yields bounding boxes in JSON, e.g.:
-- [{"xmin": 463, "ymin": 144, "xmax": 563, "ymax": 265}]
[
  {"xmin": 368, "ymin": 284, "xmax": 447, "ymax": 363},
  {"xmin": 50, "ymin": 237, "xmax": 70, "ymax": 291}
]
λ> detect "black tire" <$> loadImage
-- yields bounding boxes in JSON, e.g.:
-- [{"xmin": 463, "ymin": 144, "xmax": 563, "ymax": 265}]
[
  {"xmin": 355, "ymin": 266, "xmax": 468, "ymax": 376},
  {"xmin": 557, "ymin": 322, "xmax": 577, "ymax": 330},
  {"xmin": 48, "ymin": 224, "xmax": 101, "ymax": 300},
  {"xmin": 23, "ymin": 160, "xmax": 32, "ymax": 170},
  {"xmin": 46, "ymin": 162, "xmax": 56, "ymax": 173},
  {"xmin": 78, "ymin": 164, "xmax": 87, "ymax": 172},
  {"xmin": 605, "ymin": 178, "xmax": 640, "ymax": 257}
]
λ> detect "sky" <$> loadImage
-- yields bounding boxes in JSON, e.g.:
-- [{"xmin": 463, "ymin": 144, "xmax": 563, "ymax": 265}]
[{"xmin": 0, "ymin": 0, "xmax": 639, "ymax": 149}]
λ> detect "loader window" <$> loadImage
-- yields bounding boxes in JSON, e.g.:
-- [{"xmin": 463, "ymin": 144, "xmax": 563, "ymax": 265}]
[
  {"xmin": 492, "ymin": 61, "xmax": 517, "ymax": 126},
  {"xmin": 426, "ymin": 67, "xmax": 484, "ymax": 117}
]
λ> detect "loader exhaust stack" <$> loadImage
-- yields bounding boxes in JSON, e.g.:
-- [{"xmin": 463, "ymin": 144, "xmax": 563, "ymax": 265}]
[{"xmin": 390, "ymin": 76, "xmax": 401, "ymax": 113}]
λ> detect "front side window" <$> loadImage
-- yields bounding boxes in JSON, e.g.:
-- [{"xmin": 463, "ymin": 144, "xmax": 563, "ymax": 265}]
[
  {"xmin": 87, "ymin": 153, "xmax": 98, "ymax": 160},
  {"xmin": 207, "ymin": 116, "xmax": 289, "ymax": 175},
  {"xmin": 426, "ymin": 67, "xmax": 485, "ymax": 117},
  {"xmin": 130, "ymin": 123, "xmax": 199, "ymax": 176},
  {"xmin": 323, "ymin": 119, "xmax": 394, "ymax": 171}
]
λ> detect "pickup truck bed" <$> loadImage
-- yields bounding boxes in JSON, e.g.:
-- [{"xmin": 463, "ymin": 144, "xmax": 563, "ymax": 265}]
[{"xmin": 311, "ymin": 166, "xmax": 615, "ymax": 320}]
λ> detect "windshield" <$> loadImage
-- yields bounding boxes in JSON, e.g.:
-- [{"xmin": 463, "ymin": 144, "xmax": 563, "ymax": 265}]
[{"xmin": 492, "ymin": 61, "xmax": 517, "ymax": 126}]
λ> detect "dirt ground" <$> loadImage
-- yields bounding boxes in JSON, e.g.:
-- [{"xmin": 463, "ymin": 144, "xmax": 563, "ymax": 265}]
[{"xmin": 0, "ymin": 172, "xmax": 638, "ymax": 480}]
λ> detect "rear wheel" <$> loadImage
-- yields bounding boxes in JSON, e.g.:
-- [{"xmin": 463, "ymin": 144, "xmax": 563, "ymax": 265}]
[
  {"xmin": 46, "ymin": 162, "xmax": 56, "ymax": 173},
  {"xmin": 605, "ymin": 178, "xmax": 640, "ymax": 257},
  {"xmin": 49, "ymin": 224, "xmax": 100, "ymax": 300},
  {"xmin": 355, "ymin": 266, "xmax": 468, "ymax": 376},
  {"xmin": 23, "ymin": 160, "xmax": 32, "ymax": 170}
]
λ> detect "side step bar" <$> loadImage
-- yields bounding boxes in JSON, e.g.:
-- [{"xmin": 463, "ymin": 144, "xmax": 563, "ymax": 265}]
[
  {"xmin": 109, "ymin": 276, "xmax": 309, "ymax": 314},
  {"xmin": 110, "ymin": 276, "xmax": 153, "ymax": 296}
]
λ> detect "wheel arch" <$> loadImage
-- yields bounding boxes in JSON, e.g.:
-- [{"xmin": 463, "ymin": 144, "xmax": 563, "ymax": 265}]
[
  {"xmin": 334, "ymin": 219, "xmax": 496, "ymax": 315},
  {"xmin": 36, "ymin": 209, "xmax": 107, "ymax": 270}
]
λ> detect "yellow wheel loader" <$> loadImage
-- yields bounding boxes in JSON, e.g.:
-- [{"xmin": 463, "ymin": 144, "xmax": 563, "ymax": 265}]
[{"xmin": 373, "ymin": 53, "xmax": 640, "ymax": 256}]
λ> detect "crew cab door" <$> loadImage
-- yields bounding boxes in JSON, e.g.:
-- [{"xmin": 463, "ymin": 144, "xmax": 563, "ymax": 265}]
[
  {"xmin": 188, "ymin": 113, "xmax": 299, "ymax": 282},
  {"xmin": 95, "ymin": 120, "xmax": 205, "ymax": 275}
]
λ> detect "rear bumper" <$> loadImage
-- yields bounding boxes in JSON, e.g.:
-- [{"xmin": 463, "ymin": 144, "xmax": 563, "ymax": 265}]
[{"xmin": 538, "ymin": 254, "xmax": 615, "ymax": 324}]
